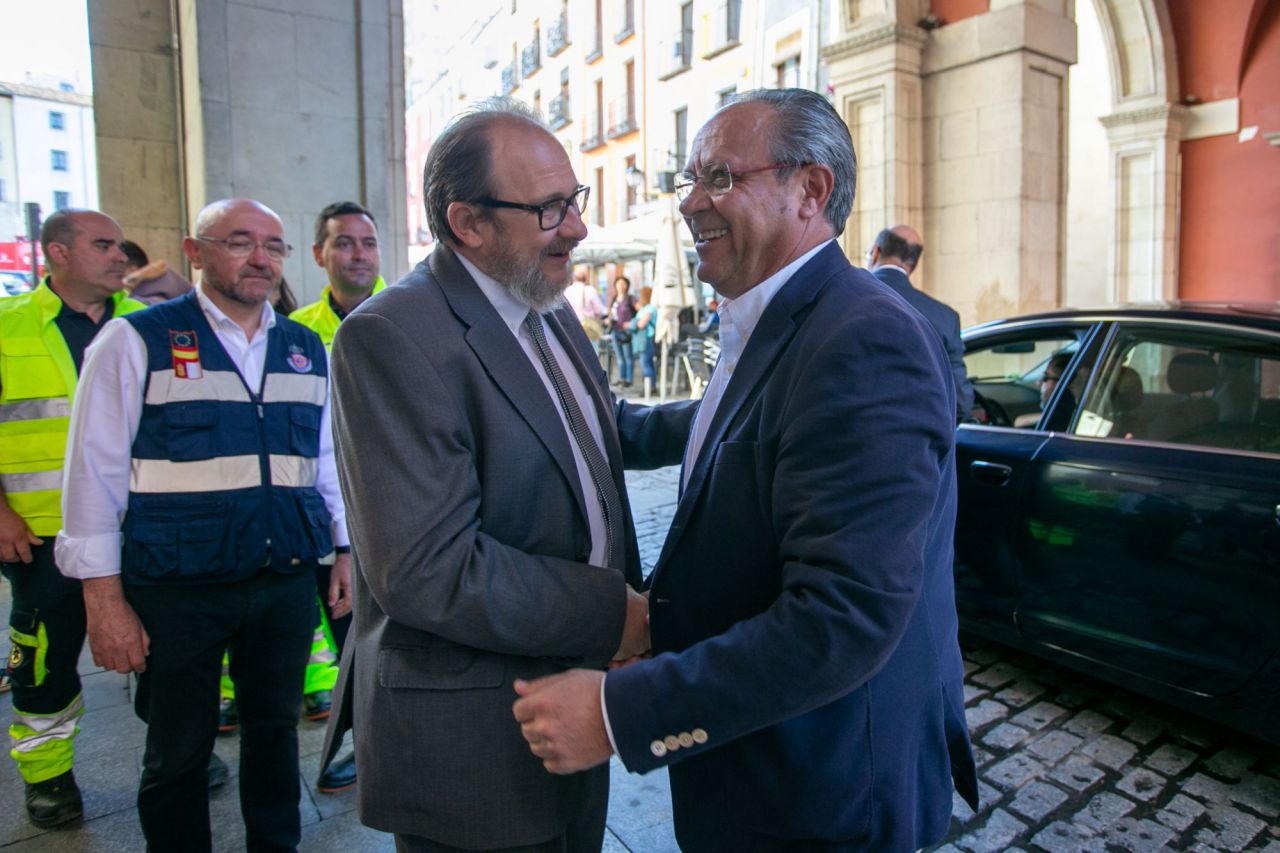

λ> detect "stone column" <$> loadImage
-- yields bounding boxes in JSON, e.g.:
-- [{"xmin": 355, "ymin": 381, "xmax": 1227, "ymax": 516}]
[
  {"xmin": 918, "ymin": 0, "xmax": 1076, "ymax": 324},
  {"xmin": 1098, "ymin": 104, "xmax": 1185, "ymax": 304},
  {"xmin": 89, "ymin": 0, "xmax": 407, "ymax": 303},
  {"xmin": 823, "ymin": 21, "xmax": 928, "ymax": 263}
]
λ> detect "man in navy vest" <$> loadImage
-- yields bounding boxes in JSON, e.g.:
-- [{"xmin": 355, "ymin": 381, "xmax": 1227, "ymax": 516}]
[{"xmin": 56, "ymin": 198, "xmax": 351, "ymax": 852}]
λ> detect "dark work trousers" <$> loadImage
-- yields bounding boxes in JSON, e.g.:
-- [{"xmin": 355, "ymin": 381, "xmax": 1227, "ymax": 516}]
[
  {"xmin": 313, "ymin": 562, "xmax": 350, "ymax": 654},
  {"xmin": 127, "ymin": 569, "xmax": 316, "ymax": 853},
  {"xmin": 1, "ymin": 541, "xmax": 86, "ymax": 778}
]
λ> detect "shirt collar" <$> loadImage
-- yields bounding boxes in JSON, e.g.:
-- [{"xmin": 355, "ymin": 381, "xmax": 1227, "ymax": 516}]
[
  {"xmin": 455, "ymin": 251, "xmax": 537, "ymax": 337},
  {"xmin": 195, "ymin": 281, "xmax": 277, "ymax": 336},
  {"xmin": 872, "ymin": 263, "xmax": 911, "ymax": 277},
  {"xmin": 717, "ymin": 240, "xmax": 832, "ymax": 362}
]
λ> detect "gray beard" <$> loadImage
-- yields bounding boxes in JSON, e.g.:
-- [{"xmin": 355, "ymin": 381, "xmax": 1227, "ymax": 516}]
[{"xmin": 485, "ymin": 226, "xmax": 576, "ymax": 314}]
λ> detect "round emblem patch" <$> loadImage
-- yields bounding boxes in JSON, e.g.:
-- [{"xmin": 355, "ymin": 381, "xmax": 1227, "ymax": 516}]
[{"xmin": 9, "ymin": 645, "xmax": 23, "ymax": 669}]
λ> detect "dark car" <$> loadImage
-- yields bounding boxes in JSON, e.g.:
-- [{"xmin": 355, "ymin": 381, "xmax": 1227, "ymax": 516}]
[{"xmin": 955, "ymin": 303, "xmax": 1280, "ymax": 743}]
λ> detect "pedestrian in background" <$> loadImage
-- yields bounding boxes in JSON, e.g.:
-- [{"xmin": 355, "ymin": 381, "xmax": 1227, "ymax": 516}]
[
  {"xmin": 632, "ymin": 285, "xmax": 657, "ymax": 394},
  {"xmin": 607, "ymin": 274, "xmax": 637, "ymax": 387}
]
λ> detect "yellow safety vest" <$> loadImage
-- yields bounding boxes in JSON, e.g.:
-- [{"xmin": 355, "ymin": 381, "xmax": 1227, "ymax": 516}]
[
  {"xmin": 289, "ymin": 277, "xmax": 386, "ymax": 350},
  {"xmin": 0, "ymin": 281, "xmax": 144, "ymax": 534}
]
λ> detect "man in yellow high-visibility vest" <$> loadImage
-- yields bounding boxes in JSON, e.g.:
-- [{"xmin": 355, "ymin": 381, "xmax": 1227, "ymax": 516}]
[{"xmin": 0, "ymin": 209, "xmax": 144, "ymax": 827}]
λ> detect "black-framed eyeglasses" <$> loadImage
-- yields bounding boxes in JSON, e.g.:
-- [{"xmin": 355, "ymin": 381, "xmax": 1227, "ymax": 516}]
[
  {"xmin": 675, "ymin": 162, "xmax": 808, "ymax": 201},
  {"xmin": 478, "ymin": 185, "xmax": 590, "ymax": 231},
  {"xmin": 196, "ymin": 236, "xmax": 292, "ymax": 261}
]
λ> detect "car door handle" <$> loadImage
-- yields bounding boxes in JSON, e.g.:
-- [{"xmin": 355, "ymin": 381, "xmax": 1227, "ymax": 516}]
[{"xmin": 970, "ymin": 460, "xmax": 1013, "ymax": 486}]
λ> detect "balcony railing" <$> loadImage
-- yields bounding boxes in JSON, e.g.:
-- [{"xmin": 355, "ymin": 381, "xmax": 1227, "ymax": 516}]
[
  {"xmin": 706, "ymin": 0, "xmax": 742, "ymax": 56},
  {"xmin": 606, "ymin": 96, "xmax": 637, "ymax": 139},
  {"xmin": 549, "ymin": 92, "xmax": 572, "ymax": 130},
  {"xmin": 548, "ymin": 12, "xmax": 570, "ymax": 56},
  {"xmin": 582, "ymin": 109, "xmax": 605, "ymax": 151},
  {"xmin": 659, "ymin": 32, "xmax": 692, "ymax": 79},
  {"xmin": 615, "ymin": 0, "xmax": 635, "ymax": 42},
  {"xmin": 521, "ymin": 40, "xmax": 541, "ymax": 78},
  {"xmin": 500, "ymin": 64, "xmax": 518, "ymax": 95}
]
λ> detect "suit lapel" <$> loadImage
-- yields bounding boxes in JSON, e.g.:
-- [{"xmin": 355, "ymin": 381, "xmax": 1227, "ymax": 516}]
[
  {"xmin": 650, "ymin": 243, "xmax": 850, "ymax": 580},
  {"xmin": 431, "ymin": 246, "xmax": 589, "ymax": 526}
]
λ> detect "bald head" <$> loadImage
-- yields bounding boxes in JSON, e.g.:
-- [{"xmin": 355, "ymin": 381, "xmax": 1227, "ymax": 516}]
[
  {"xmin": 871, "ymin": 225, "xmax": 924, "ymax": 274},
  {"xmin": 192, "ymin": 198, "xmax": 283, "ymax": 237}
]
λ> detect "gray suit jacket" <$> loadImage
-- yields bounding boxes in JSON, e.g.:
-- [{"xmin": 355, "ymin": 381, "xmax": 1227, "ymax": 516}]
[
  {"xmin": 873, "ymin": 267, "xmax": 974, "ymax": 418},
  {"xmin": 326, "ymin": 245, "xmax": 691, "ymax": 847}
]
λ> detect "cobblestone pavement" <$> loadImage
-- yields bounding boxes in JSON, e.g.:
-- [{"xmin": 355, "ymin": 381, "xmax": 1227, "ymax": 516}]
[{"xmin": 0, "ymin": 465, "xmax": 1274, "ymax": 851}]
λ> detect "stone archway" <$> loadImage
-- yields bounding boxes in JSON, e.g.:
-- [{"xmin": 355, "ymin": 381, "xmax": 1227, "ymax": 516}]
[{"xmin": 1089, "ymin": 0, "xmax": 1184, "ymax": 303}]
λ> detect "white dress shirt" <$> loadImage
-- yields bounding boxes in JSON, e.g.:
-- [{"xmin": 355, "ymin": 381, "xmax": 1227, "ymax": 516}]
[
  {"xmin": 681, "ymin": 240, "xmax": 832, "ymax": 489},
  {"xmin": 456, "ymin": 253, "xmax": 612, "ymax": 568},
  {"xmin": 55, "ymin": 283, "xmax": 349, "ymax": 580}
]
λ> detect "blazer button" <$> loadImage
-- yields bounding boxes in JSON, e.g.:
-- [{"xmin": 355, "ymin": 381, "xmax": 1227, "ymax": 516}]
[
  {"xmin": 677, "ymin": 732, "xmax": 694, "ymax": 748},
  {"xmin": 650, "ymin": 740, "xmax": 667, "ymax": 758},
  {"xmin": 663, "ymin": 735, "xmax": 680, "ymax": 752},
  {"xmin": 691, "ymin": 728, "xmax": 709, "ymax": 744}
]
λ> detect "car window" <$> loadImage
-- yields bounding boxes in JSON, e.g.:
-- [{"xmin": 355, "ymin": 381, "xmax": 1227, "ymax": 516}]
[
  {"xmin": 1074, "ymin": 326, "xmax": 1280, "ymax": 453},
  {"xmin": 963, "ymin": 330, "xmax": 1086, "ymax": 428}
]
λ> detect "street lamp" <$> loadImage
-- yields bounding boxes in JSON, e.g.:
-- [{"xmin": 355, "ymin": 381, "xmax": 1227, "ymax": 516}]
[{"xmin": 625, "ymin": 165, "xmax": 647, "ymax": 201}]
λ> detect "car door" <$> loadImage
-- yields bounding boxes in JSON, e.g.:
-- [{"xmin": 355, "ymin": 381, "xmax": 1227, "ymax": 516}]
[
  {"xmin": 1014, "ymin": 320, "xmax": 1280, "ymax": 697},
  {"xmin": 954, "ymin": 320, "xmax": 1100, "ymax": 639}
]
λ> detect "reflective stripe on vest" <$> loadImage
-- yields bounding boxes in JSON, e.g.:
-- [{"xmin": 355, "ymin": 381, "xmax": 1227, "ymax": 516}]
[
  {"xmin": 0, "ymin": 470, "xmax": 63, "ymax": 493},
  {"xmin": 0, "ymin": 398, "xmax": 70, "ymax": 423}
]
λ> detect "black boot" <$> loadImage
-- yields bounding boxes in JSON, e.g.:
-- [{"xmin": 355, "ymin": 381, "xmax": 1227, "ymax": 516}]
[{"xmin": 25, "ymin": 769, "xmax": 83, "ymax": 828}]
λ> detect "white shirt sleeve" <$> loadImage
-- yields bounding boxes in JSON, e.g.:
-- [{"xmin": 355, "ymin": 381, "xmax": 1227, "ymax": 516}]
[
  {"xmin": 600, "ymin": 672, "xmax": 621, "ymax": 759},
  {"xmin": 55, "ymin": 318, "xmax": 147, "ymax": 580},
  {"xmin": 315, "ymin": 349, "xmax": 349, "ymax": 548}
]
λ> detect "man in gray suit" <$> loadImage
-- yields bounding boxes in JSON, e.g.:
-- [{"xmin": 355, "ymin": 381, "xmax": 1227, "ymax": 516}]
[
  {"xmin": 868, "ymin": 225, "xmax": 975, "ymax": 420},
  {"xmin": 327, "ymin": 99, "xmax": 693, "ymax": 852}
]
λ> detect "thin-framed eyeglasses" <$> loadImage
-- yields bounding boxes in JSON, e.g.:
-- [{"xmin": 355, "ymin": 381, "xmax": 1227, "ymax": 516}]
[
  {"xmin": 196, "ymin": 236, "xmax": 292, "ymax": 261},
  {"xmin": 478, "ymin": 185, "xmax": 591, "ymax": 231},
  {"xmin": 675, "ymin": 162, "xmax": 807, "ymax": 201}
]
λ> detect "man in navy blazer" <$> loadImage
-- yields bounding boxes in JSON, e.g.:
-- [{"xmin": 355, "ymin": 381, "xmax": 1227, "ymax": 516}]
[
  {"xmin": 868, "ymin": 225, "xmax": 975, "ymax": 420},
  {"xmin": 514, "ymin": 89, "xmax": 978, "ymax": 852}
]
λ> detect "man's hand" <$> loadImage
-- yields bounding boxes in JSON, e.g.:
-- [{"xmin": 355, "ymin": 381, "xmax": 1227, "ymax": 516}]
[
  {"xmin": 328, "ymin": 552, "xmax": 353, "ymax": 620},
  {"xmin": 613, "ymin": 587, "xmax": 649, "ymax": 661},
  {"xmin": 0, "ymin": 505, "xmax": 42, "ymax": 564},
  {"xmin": 512, "ymin": 669, "xmax": 612, "ymax": 774},
  {"xmin": 82, "ymin": 576, "xmax": 150, "ymax": 673}
]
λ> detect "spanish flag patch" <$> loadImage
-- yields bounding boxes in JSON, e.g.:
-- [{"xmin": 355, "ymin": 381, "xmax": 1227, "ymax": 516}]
[{"xmin": 170, "ymin": 329, "xmax": 203, "ymax": 379}]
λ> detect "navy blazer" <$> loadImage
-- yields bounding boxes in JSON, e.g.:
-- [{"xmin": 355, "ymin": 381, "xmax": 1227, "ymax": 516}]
[
  {"xmin": 873, "ymin": 266, "xmax": 974, "ymax": 418},
  {"xmin": 605, "ymin": 243, "xmax": 978, "ymax": 852}
]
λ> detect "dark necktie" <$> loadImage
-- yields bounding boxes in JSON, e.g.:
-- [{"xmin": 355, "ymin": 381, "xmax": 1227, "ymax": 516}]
[{"xmin": 524, "ymin": 310, "xmax": 624, "ymax": 570}]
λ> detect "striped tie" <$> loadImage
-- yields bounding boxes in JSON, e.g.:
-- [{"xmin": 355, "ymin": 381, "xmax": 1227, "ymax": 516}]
[{"xmin": 524, "ymin": 311, "xmax": 624, "ymax": 570}]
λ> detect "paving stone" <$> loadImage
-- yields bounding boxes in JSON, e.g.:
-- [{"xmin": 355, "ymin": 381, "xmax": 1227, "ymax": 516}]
[
  {"xmin": 1049, "ymin": 756, "xmax": 1106, "ymax": 792},
  {"xmin": 1116, "ymin": 768, "xmax": 1166, "ymax": 802},
  {"xmin": 971, "ymin": 661, "xmax": 1025, "ymax": 690},
  {"xmin": 1029, "ymin": 820, "xmax": 1103, "ymax": 853},
  {"xmin": 971, "ymin": 746, "xmax": 994, "ymax": 768},
  {"xmin": 1080, "ymin": 733, "xmax": 1139, "ymax": 771},
  {"xmin": 965, "ymin": 699, "xmax": 1008, "ymax": 730},
  {"xmin": 1120, "ymin": 715, "xmax": 1164, "ymax": 746},
  {"xmin": 1007, "ymin": 781, "xmax": 1069, "ymax": 822},
  {"xmin": 1155, "ymin": 793, "xmax": 1207, "ymax": 832},
  {"xmin": 964, "ymin": 644, "xmax": 1003, "ymax": 666},
  {"xmin": 1145, "ymin": 742, "xmax": 1199, "ymax": 776},
  {"xmin": 982, "ymin": 723, "xmax": 1031, "ymax": 751},
  {"xmin": 1231, "ymin": 772, "xmax": 1280, "ymax": 818},
  {"xmin": 1063, "ymin": 709, "xmax": 1115, "ymax": 738},
  {"xmin": 1104, "ymin": 816, "xmax": 1177, "ymax": 852},
  {"xmin": 1194, "ymin": 803, "xmax": 1265, "ymax": 849},
  {"xmin": 1011, "ymin": 701, "xmax": 1068, "ymax": 731},
  {"xmin": 1173, "ymin": 722, "xmax": 1220, "ymax": 750},
  {"xmin": 1182, "ymin": 771, "xmax": 1233, "ymax": 806},
  {"xmin": 984, "ymin": 753, "xmax": 1046, "ymax": 791},
  {"xmin": 963, "ymin": 684, "xmax": 989, "ymax": 704},
  {"xmin": 994, "ymin": 679, "xmax": 1047, "ymax": 708},
  {"xmin": 1052, "ymin": 682, "xmax": 1101, "ymax": 709},
  {"xmin": 1204, "ymin": 744, "xmax": 1257, "ymax": 780},
  {"xmin": 953, "ymin": 807, "xmax": 1026, "ymax": 852},
  {"xmin": 1257, "ymin": 841, "xmax": 1280, "ymax": 853},
  {"xmin": 1074, "ymin": 791, "xmax": 1136, "ymax": 833},
  {"xmin": 963, "ymin": 659, "xmax": 980, "ymax": 676},
  {"xmin": 1026, "ymin": 730, "xmax": 1084, "ymax": 764}
]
